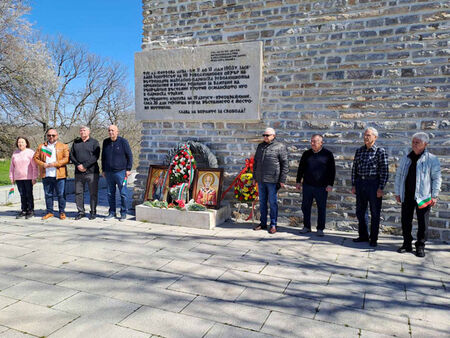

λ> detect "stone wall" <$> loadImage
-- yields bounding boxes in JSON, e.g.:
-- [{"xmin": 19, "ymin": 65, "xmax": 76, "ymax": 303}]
[{"xmin": 136, "ymin": 0, "xmax": 449, "ymax": 240}]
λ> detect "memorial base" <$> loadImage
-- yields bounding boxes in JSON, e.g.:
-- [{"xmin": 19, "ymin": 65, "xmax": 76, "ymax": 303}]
[{"xmin": 135, "ymin": 203, "xmax": 231, "ymax": 230}]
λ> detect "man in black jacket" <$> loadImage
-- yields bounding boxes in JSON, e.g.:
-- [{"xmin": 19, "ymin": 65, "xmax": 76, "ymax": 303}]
[
  {"xmin": 296, "ymin": 134, "xmax": 335, "ymax": 236},
  {"xmin": 253, "ymin": 127, "xmax": 289, "ymax": 234},
  {"xmin": 101, "ymin": 125, "xmax": 133, "ymax": 221},
  {"xmin": 70, "ymin": 126, "xmax": 100, "ymax": 220}
]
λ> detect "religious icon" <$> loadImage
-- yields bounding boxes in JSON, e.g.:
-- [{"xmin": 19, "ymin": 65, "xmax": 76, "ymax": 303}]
[
  {"xmin": 193, "ymin": 168, "xmax": 223, "ymax": 209},
  {"xmin": 144, "ymin": 165, "xmax": 170, "ymax": 201}
]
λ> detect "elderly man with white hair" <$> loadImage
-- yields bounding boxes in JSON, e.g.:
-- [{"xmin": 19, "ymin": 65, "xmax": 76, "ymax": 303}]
[
  {"xmin": 253, "ymin": 127, "xmax": 289, "ymax": 234},
  {"xmin": 394, "ymin": 132, "xmax": 441, "ymax": 257},
  {"xmin": 351, "ymin": 127, "xmax": 389, "ymax": 247}
]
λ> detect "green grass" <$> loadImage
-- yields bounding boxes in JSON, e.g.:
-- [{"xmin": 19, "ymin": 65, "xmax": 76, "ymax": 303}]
[{"xmin": 0, "ymin": 159, "xmax": 11, "ymax": 186}]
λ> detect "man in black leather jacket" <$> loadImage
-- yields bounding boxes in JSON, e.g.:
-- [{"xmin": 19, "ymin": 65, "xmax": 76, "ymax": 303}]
[{"xmin": 253, "ymin": 127, "xmax": 289, "ymax": 234}]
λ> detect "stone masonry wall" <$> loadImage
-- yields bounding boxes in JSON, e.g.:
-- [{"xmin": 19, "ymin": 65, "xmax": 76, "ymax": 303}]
[{"xmin": 136, "ymin": 0, "xmax": 449, "ymax": 240}]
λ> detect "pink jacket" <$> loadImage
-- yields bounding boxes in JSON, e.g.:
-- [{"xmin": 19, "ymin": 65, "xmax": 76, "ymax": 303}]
[{"xmin": 9, "ymin": 149, "xmax": 38, "ymax": 182}]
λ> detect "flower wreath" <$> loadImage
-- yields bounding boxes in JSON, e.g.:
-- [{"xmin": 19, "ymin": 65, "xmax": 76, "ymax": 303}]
[
  {"xmin": 168, "ymin": 144, "xmax": 196, "ymax": 204},
  {"xmin": 234, "ymin": 159, "xmax": 258, "ymax": 202},
  {"xmin": 170, "ymin": 145, "xmax": 196, "ymax": 186}
]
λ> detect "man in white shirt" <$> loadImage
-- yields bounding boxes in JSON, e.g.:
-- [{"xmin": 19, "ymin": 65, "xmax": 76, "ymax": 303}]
[{"xmin": 34, "ymin": 129, "xmax": 70, "ymax": 220}]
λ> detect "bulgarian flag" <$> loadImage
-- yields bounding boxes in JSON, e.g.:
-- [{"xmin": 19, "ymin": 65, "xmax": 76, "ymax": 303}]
[
  {"xmin": 42, "ymin": 147, "xmax": 52, "ymax": 158},
  {"xmin": 418, "ymin": 197, "xmax": 432, "ymax": 209}
]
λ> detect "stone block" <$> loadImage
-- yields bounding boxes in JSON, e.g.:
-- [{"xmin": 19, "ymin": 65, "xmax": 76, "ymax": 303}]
[{"xmin": 136, "ymin": 203, "xmax": 231, "ymax": 229}]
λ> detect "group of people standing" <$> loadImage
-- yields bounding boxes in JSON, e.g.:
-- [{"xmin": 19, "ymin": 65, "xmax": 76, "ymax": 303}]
[
  {"xmin": 9, "ymin": 125, "xmax": 133, "ymax": 222},
  {"xmin": 253, "ymin": 127, "xmax": 442, "ymax": 258},
  {"xmin": 9, "ymin": 125, "xmax": 442, "ymax": 257}
]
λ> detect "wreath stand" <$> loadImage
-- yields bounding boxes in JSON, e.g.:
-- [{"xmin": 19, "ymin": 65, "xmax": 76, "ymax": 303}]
[{"xmin": 236, "ymin": 200, "xmax": 257, "ymax": 226}]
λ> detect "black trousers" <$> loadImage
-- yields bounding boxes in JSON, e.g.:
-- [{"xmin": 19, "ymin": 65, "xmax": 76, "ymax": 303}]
[
  {"xmin": 75, "ymin": 173, "xmax": 99, "ymax": 215},
  {"xmin": 16, "ymin": 180, "xmax": 34, "ymax": 212},
  {"xmin": 401, "ymin": 199, "xmax": 430, "ymax": 248}
]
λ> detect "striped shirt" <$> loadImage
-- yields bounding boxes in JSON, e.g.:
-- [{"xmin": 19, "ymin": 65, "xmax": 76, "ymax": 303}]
[{"xmin": 351, "ymin": 144, "xmax": 389, "ymax": 190}]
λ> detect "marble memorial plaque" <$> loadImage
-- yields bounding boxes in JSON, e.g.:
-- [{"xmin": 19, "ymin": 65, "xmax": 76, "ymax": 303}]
[{"xmin": 135, "ymin": 41, "xmax": 262, "ymax": 121}]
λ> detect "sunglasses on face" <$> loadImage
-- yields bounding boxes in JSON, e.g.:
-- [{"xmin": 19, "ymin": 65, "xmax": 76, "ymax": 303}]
[
  {"xmin": 262, "ymin": 134, "xmax": 272, "ymax": 137},
  {"xmin": 47, "ymin": 134, "xmax": 57, "ymax": 137}
]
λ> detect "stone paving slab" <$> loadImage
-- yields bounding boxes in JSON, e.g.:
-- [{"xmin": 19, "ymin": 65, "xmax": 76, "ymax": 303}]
[
  {"xmin": 261, "ymin": 311, "xmax": 359, "ymax": 337},
  {"xmin": 49, "ymin": 316, "xmax": 150, "ymax": 338},
  {"xmin": 0, "ymin": 301, "xmax": 78, "ymax": 337},
  {"xmin": 315, "ymin": 302, "xmax": 410, "ymax": 337},
  {"xmin": 182, "ymin": 296, "xmax": 270, "ymax": 331},
  {"xmin": 0, "ymin": 280, "xmax": 78, "ymax": 307},
  {"xmin": 120, "ymin": 306, "xmax": 215, "ymax": 338},
  {"xmin": 168, "ymin": 276, "xmax": 246, "ymax": 301},
  {"xmin": 0, "ymin": 199, "xmax": 449, "ymax": 337},
  {"xmin": 53, "ymin": 292, "xmax": 140, "ymax": 323}
]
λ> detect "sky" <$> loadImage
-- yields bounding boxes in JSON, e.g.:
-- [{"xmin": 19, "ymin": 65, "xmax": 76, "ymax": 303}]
[{"xmin": 28, "ymin": 0, "xmax": 142, "ymax": 90}]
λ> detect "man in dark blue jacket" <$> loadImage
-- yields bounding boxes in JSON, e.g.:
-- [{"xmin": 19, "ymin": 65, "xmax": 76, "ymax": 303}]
[{"xmin": 101, "ymin": 125, "xmax": 133, "ymax": 221}]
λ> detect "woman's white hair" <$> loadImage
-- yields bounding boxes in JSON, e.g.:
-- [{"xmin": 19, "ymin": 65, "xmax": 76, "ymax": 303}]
[{"xmin": 412, "ymin": 132, "xmax": 429, "ymax": 144}]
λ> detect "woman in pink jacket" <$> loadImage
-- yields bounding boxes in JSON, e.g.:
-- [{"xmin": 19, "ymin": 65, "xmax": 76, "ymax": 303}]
[{"xmin": 9, "ymin": 136, "xmax": 38, "ymax": 219}]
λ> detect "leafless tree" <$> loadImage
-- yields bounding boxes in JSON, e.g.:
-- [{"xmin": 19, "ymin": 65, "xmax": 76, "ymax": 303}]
[{"xmin": 0, "ymin": 0, "xmax": 57, "ymax": 128}]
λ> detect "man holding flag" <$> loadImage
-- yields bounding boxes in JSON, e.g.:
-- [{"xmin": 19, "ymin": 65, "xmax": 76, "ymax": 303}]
[
  {"xmin": 34, "ymin": 128, "xmax": 69, "ymax": 220},
  {"xmin": 395, "ymin": 132, "xmax": 441, "ymax": 257}
]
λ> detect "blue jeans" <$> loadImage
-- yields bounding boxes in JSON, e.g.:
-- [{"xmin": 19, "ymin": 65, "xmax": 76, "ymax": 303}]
[
  {"xmin": 42, "ymin": 177, "xmax": 66, "ymax": 214},
  {"xmin": 355, "ymin": 178, "xmax": 382, "ymax": 242},
  {"xmin": 302, "ymin": 183, "xmax": 328, "ymax": 230},
  {"xmin": 258, "ymin": 182, "xmax": 278, "ymax": 227},
  {"xmin": 105, "ymin": 170, "xmax": 128, "ymax": 215}
]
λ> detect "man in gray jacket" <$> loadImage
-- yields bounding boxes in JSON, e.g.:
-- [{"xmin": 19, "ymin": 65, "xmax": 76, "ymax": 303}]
[
  {"xmin": 394, "ymin": 132, "xmax": 441, "ymax": 257},
  {"xmin": 253, "ymin": 127, "xmax": 289, "ymax": 234}
]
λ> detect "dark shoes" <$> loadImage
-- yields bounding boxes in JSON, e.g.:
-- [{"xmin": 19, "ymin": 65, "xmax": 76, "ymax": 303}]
[
  {"xmin": 74, "ymin": 214, "xmax": 85, "ymax": 220},
  {"xmin": 353, "ymin": 237, "xmax": 369, "ymax": 243},
  {"xmin": 369, "ymin": 241, "xmax": 377, "ymax": 247},
  {"xmin": 89, "ymin": 214, "xmax": 96, "ymax": 220},
  {"xmin": 16, "ymin": 211, "xmax": 26, "ymax": 219},
  {"xmin": 416, "ymin": 247, "xmax": 425, "ymax": 258},
  {"xmin": 397, "ymin": 245, "xmax": 413, "ymax": 253},
  {"xmin": 25, "ymin": 211, "xmax": 34, "ymax": 219},
  {"xmin": 299, "ymin": 227, "xmax": 311, "ymax": 234},
  {"xmin": 253, "ymin": 224, "xmax": 267, "ymax": 231}
]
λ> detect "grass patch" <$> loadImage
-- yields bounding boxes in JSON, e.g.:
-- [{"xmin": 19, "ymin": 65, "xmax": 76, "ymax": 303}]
[{"xmin": 0, "ymin": 159, "xmax": 11, "ymax": 186}]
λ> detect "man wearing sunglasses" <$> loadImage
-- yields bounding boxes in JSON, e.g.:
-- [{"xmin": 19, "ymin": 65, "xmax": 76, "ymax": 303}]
[
  {"xmin": 34, "ymin": 128, "xmax": 70, "ymax": 220},
  {"xmin": 253, "ymin": 127, "xmax": 289, "ymax": 234}
]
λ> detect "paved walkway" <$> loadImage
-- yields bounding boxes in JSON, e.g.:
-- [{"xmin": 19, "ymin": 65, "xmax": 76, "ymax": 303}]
[{"xmin": 0, "ymin": 196, "xmax": 448, "ymax": 337}]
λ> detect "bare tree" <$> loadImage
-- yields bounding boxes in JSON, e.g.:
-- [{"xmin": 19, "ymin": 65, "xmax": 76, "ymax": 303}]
[
  {"xmin": 0, "ymin": 0, "xmax": 57, "ymax": 128},
  {"xmin": 1, "ymin": 1, "xmax": 136, "ymax": 140}
]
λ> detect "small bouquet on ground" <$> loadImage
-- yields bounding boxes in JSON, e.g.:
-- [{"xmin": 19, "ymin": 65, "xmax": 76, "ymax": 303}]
[
  {"xmin": 186, "ymin": 199, "xmax": 207, "ymax": 211},
  {"xmin": 234, "ymin": 172, "xmax": 258, "ymax": 202},
  {"xmin": 143, "ymin": 200, "xmax": 168, "ymax": 208}
]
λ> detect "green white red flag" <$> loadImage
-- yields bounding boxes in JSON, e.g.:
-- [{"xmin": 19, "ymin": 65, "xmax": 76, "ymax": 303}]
[
  {"xmin": 42, "ymin": 147, "xmax": 52, "ymax": 158},
  {"xmin": 418, "ymin": 197, "xmax": 432, "ymax": 209}
]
